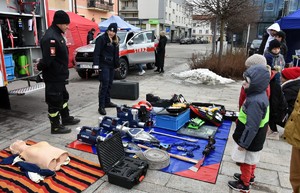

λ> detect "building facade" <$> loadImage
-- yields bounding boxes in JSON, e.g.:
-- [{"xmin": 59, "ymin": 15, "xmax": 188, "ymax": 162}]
[
  {"xmin": 48, "ymin": 0, "xmax": 119, "ymax": 23},
  {"xmin": 119, "ymin": 0, "xmax": 192, "ymax": 41},
  {"xmin": 191, "ymin": 16, "xmax": 220, "ymax": 43},
  {"xmin": 254, "ymin": 0, "xmax": 300, "ymax": 38}
]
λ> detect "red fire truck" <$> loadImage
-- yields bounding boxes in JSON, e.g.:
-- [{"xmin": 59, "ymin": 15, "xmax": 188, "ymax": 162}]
[{"xmin": 0, "ymin": 0, "xmax": 50, "ymax": 109}]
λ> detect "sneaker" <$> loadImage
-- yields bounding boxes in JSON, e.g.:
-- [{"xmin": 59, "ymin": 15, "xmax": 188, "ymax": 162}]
[
  {"xmin": 228, "ymin": 180, "xmax": 250, "ymax": 193},
  {"xmin": 154, "ymin": 69, "xmax": 160, "ymax": 72},
  {"xmin": 105, "ymin": 102, "xmax": 118, "ymax": 108},
  {"xmin": 138, "ymin": 70, "xmax": 145, "ymax": 76},
  {"xmin": 98, "ymin": 107, "xmax": 106, "ymax": 115},
  {"xmin": 233, "ymin": 173, "xmax": 255, "ymax": 185},
  {"xmin": 62, "ymin": 116, "xmax": 80, "ymax": 125}
]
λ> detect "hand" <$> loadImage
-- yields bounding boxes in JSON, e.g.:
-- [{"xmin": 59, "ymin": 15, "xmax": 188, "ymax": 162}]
[{"xmin": 238, "ymin": 146, "xmax": 245, "ymax": 151}]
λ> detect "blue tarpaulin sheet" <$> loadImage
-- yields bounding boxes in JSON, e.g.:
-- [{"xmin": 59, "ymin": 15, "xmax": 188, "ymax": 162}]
[{"xmin": 67, "ymin": 120, "xmax": 232, "ymax": 184}]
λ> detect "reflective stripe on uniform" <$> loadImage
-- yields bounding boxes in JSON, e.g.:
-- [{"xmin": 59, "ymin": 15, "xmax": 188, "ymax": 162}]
[
  {"xmin": 49, "ymin": 111, "xmax": 59, "ymax": 117},
  {"xmin": 63, "ymin": 102, "xmax": 68, "ymax": 109}
]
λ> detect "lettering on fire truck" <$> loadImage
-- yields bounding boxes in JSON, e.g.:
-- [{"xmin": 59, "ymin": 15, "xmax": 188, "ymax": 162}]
[{"xmin": 134, "ymin": 48, "xmax": 147, "ymax": 53}]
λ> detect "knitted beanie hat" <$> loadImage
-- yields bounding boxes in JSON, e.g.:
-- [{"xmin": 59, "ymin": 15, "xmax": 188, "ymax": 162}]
[
  {"xmin": 245, "ymin": 54, "xmax": 267, "ymax": 68},
  {"xmin": 276, "ymin": 30, "xmax": 286, "ymax": 39},
  {"xmin": 268, "ymin": 39, "xmax": 281, "ymax": 51},
  {"xmin": 107, "ymin": 23, "xmax": 118, "ymax": 33},
  {"xmin": 53, "ymin": 10, "xmax": 70, "ymax": 24},
  {"xmin": 281, "ymin": 67, "xmax": 300, "ymax": 80}
]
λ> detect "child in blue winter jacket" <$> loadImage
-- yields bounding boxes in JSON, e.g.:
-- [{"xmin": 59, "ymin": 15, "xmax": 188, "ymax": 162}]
[{"xmin": 228, "ymin": 64, "xmax": 270, "ymax": 193}]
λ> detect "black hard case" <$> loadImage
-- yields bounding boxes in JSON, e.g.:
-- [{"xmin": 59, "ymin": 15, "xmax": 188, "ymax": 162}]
[
  {"xmin": 110, "ymin": 80, "xmax": 139, "ymax": 100},
  {"xmin": 96, "ymin": 132, "xmax": 148, "ymax": 189}
]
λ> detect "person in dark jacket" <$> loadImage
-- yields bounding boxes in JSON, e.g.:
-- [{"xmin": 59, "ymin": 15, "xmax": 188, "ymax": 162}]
[
  {"xmin": 264, "ymin": 39, "xmax": 286, "ymax": 71},
  {"xmin": 258, "ymin": 23, "xmax": 280, "ymax": 55},
  {"xmin": 228, "ymin": 65, "xmax": 270, "ymax": 193},
  {"xmin": 154, "ymin": 31, "xmax": 167, "ymax": 73},
  {"xmin": 280, "ymin": 67, "xmax": 300, "ymax": 193},
  {"xmin": 39, "ymin": 10, "xmax": 80, "ymax": 134},
  {"xmin": 281, "ymin": 67, "xmax": 300, "ymax": 116},
  {"xmin": 275, "ymin": 30, "xmax": 288, "ymax": 64},
  {"xmin": 87, "ymin": 28, "xmax": 95, "ymax": 44},
  {"xmin": 267, "ymin": 69, "xmax": 288, "ymax": 136},
  {"xmin": 93, "ymin": 23, "xmax": 119, "ymax": 115}
]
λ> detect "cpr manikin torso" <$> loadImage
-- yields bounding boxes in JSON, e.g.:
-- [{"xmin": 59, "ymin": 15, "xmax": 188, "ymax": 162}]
[{"xmin": 9, "ymin": 140, "xmax": 70, "ymax": 171}]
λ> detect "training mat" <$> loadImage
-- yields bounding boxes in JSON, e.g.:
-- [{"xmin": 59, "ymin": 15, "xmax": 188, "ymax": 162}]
[
  {"xmin": 0, "ymin": 140, "xmax": 104, "ymax": 193},
  {"xmin": 67, "ymin": 120, "xmax": 232, "ymax": 184}
]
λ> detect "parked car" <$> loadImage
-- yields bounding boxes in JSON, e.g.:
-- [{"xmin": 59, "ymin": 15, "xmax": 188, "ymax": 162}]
[
  {"xmin": 73, "ymin": 30, "xmax": 157, "ymax": 79},
  {"xmin": 180, "ymin": 38, "xmax": 191, "ymax": 44},
  {"xmin": 248, "ymin": 39, "xmax": 262, "ymax": 56}
]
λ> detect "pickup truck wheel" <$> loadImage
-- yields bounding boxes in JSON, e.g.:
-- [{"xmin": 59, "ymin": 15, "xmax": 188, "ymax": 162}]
[
  {"xmin": 78, "ymin": 70, "xmax": 93, "ymax": 79},
  {"xmin": 146, "ymin": 63, "xmax": 155, "ymax": 69},
  {"xmin": 115, "ymin": 58, "xmax": 128, "ymax": 79}
]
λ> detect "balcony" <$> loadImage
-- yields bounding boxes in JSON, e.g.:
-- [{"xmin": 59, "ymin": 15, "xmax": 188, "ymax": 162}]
[
  {"xmin": 119, "ymin": 6, "xmax": 138, "ymax": 13},
  {"xmin": 87, "ymin": 0, "xmax": 114, "ymax": 12}
]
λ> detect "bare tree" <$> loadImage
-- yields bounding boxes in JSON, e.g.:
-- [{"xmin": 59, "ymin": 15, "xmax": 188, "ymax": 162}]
[{"xmin": 185, "ymin": 0, "xmax": 258, "ymax": 65}]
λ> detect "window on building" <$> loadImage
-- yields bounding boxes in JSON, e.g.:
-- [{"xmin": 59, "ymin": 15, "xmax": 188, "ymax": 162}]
[
  {"xmin": 193, "ymin": 29, "xmax": 195, "ymax": 33},
  {"xmin": 133, "ymin": 2, "xmax": 137, "ymax": 7},
  {"xmin": 199, "ymin": 30, "xmax": 202, "ymax": 34},
  {"xmin": 173, "ymin": 9, "xmax": 175, "ymax": 14},
  {"xmin": 176, "ymin": 4, "xmax": 178, "ymax": 10},
  {"xmin": 165, "ymin": 12, "xmax": 167, "ymax": 19},
  {"xmin": 289, "ymin": 0, "xmax": 299, "ymax": 11},
  {"xmin": 125, "ymin": 1, "xmax": 128, "ymax": 7},
  {"xmin": 264, "ymin": 0, "xmax": 274, "ymax": 11},
  {"xmin": 169, "ymin": 0, "xmax": 171, "ymax": 8},
  {"xmin": 176, "ymin": 16, "xmax": 178, "ymax": 22},
  {"xmin": 169, "ymin": 13, "xmax": 171, "ymax": 20},
  {"xmin": 206, "ymin": 30, "xmax": 209, "ymax": 34}
]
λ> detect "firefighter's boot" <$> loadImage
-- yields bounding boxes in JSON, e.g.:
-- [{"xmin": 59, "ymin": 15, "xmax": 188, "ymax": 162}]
[
  {"xmin": 49, "ymin": 114, "xmax": 71, "ymax": 134},
  {"xmin": 60, "ymin": 105, "xmax": 80, "ymax": 126}
]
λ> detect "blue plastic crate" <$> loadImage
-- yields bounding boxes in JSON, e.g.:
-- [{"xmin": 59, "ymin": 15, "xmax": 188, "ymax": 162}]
[
  {"xmin": 4, "ymin": 54, "xmax": 15, "ymax": 67},
  {"xmin": 6, "ymin": 66, "xmax": 15, "ymax": 81},
  {"xmin": 155, "ymin": 109, "xmax": 190, "ymax": 131}
]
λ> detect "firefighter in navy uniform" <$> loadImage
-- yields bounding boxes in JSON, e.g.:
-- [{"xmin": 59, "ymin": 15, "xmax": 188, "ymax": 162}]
[
  {"xmin": 93, "ymin": 23, "xmax": 119, "ymax": 115},
  {"xmin": 38, "ymin": 10, "xmax": 80, "ymax": 134}
]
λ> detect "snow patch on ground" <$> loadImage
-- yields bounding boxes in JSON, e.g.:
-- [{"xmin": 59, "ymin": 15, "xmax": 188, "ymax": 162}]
[{"xmin": 172, "ymin": 68, "xmax": 235, "ymax": 85}]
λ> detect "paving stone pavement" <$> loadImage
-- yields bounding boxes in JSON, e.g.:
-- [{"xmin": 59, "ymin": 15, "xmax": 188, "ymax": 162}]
[{"xmin": 0, "ymin": 69, "xmax": 292, "ymax": 193}]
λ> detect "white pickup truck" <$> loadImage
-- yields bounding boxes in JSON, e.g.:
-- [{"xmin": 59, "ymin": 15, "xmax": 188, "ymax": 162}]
[{"xmin": 73, "ymin": 30, "xmax": 158, "ymax": 79}]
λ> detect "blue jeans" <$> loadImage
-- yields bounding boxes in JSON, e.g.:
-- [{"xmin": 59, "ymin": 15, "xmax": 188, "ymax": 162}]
[
  {"xmin": 98, "ymin": 67, "xmax": 114, "ymax": 107},
  {"xmin": 137, "ymin": 64, "xmax": 144, "ymax": 72}
]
